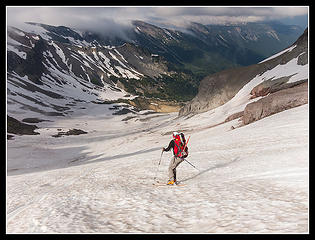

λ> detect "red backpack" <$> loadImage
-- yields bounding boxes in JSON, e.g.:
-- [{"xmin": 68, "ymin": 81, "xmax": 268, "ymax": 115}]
[{"xmin": 173, "ymin": 132, "xmax": 188, "ymax": 158}]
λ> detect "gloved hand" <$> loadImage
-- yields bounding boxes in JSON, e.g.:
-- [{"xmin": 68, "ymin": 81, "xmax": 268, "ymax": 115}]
[{"xmin": 162, "ymin": 147, "xmax": 165, "ymax": 152}]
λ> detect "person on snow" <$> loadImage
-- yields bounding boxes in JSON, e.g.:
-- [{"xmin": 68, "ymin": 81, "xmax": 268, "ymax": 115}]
[{"xmin": 162, "ymin": 132, "xmax": 189, "ymax": 185}]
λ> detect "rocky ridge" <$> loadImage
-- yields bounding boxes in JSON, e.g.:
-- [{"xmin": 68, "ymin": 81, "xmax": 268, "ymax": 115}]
[{"xmin": 179, "ymin": 28, "xmax": 308, "ymax": 126}]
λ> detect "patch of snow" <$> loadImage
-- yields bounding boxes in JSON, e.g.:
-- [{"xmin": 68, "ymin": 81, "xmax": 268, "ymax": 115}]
[
  {"xmin": 163, "ymin": 29, "xmax": 174, "ymax": 39},
  {"xmin": 115, "ymin": 66, "xmax": 140, "ymax": 79},
  {"xmin": 51, "ymin": 42, "xmax": 68, "ymax": 66},
  {"xmin": 134, "ymin": 27, "xmax": 142, "ymax": 34},
  {"xmin": 82, "ymin": 60, "xmax": 93, "ymax": 69},
  {"xmin": 98, "ymin": 51, "xmax": 120, "ymax": 77},
  {"xmin": 77, "ymin": 50, "xmax": 96, "ymax": 65},
  {"xmin": 109, "ymin": 51, "xmax": 128, "ymax": 68},
  {"xmin": 80, "ymin": 65, "xmax": 91, "ymax": 82},
  {"xmin": 43, "ymin": 50, "xmax": 53, "ymax": 58},
  {"xmin": 267, "ymin": 30, "xmax": 280, "ymax": 41},
  {"xmin": 114, "ymin": 49, "xmax": 128, "ymax": 63},
  {"xmin": 7, "ymin": 45, "xmax": 27, "ymax": 59},
  {"xmin": 43, "ymin": 51, "xmax": 64, "ymax": 71},
  {"xmin": 103, "ymin": 45, "xmax": 115, "ymax": 50},
  {"xmin": 62, "ymin": 36, "xmax": 90, "ymax": 47},
  {"xmin": 256, "ymin": 55, "xmax": 308, "ymax": 84},
  {"xmin": 29, "ymin": 40, "xmax": 35, "ymax": 48},
  {"xmin": 218, "ymin": 34, "xmax": 227, "ymax": 42},
  {"xmin": 7, "ymin": 36, "xmax": 31, "ymax": 49},
  {"xmin": 100, "ymin": 74, "xmax": 105, "ymax": 86},
  {"xmin": 259, "ymin": 45, "xmax": 297, "ymax": 64},
  {"xmin": 92, "ymin": 51, "xmax": 99, "ymax": 61},
  {"xmin": 109, "ymin": 52, "xmax": 143, "ymax": 78},
  {"xmin": 13, "ymin": 29, "xmax": 25, "ymax": 37},
  {"xmin": 70, "ymin": 53, "xmax": 84, "ymax": 63}
]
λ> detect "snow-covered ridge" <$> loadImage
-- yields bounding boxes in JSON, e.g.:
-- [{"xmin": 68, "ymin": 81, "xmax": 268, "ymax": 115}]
[
  {"xmin": 7, "ymin": 22, "xmax": 176, "ymax": 120},
  {"xmin": 8, "ymin": 24, "xmax": 150, "ymax": 79},
  {"xmin": 7, "ymin": 26, "xmax": 143, "ymax": 119},
  {"xmin": 259, "ymin": 45, "xmax": 297, "ymax": 64}
]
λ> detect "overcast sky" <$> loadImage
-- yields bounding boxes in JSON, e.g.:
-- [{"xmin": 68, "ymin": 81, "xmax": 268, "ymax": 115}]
[{"xmin": 7, "ymin": 6, "xmax": 308, "ymax": 33}]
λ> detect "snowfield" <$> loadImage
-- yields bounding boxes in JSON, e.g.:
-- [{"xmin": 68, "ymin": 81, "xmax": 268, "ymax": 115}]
[{"xmin": 6, "ymin": 101, "xmax": 309, "ymax": 233}]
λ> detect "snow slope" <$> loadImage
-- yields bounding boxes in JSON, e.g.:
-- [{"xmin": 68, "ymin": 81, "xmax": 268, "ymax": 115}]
[{"xmin": 6, "ymin": 100, "xmax": 309, "ymax": 233}]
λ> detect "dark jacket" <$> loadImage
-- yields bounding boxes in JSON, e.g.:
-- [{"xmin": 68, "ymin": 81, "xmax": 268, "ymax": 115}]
[{"xmin": 164, "ymin": 139, "xmax": 188, "ymax": 158}]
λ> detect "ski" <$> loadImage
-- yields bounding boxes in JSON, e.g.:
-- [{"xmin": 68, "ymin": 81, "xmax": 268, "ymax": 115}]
[
  {"xmin": 153, "ymin": 183, "xmax": 186, "ymax": 187},
  {"xmin": 152, "ymin": 181, "xmax": 185, "ymax": 187}
]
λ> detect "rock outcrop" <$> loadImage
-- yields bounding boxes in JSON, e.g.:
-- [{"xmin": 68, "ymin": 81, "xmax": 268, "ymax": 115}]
[
  {"xmin": 178, "ymin": 64, "xmax": 264, "ymax": 116},
  {"xmin": 7, "ymin": 115, "xmax": 39, "ymax": 137},
  {"xmin": 242, "ymin": 82, "xmax": 308, "ymax": 125}
]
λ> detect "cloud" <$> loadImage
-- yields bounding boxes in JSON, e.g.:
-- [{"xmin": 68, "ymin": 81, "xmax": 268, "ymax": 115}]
[
  {"xmin": 148, "ymin": 6, "xmax": 308, "ymax": 27},
  {"xmin": 7, "ymin": 7, "xmax": 138, "ymax": 41},
  {"xmin": 7, "ymin": 6, "xmax": 308, "ymax": 34}
]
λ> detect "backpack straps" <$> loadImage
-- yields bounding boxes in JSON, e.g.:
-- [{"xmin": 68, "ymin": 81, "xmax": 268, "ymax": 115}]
[{"xmin": 180, "ymin": 133, "xmax": 185, "ymax": 145}]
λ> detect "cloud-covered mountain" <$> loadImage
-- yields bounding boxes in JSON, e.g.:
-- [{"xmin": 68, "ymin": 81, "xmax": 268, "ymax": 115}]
[{"xmin": 6, "ymin": 20, "xmax": 305, "ymax": 120}]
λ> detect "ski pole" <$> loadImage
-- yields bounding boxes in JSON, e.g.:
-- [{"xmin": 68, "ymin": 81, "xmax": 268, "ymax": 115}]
[
  {"xmin": 154, "ymin": 150, "xmax": 164, "ymax": 180},
  {"xmin": 184, "ymin": 158, "xmax": 199, "ymax": 171},
  {"xmin": 158, "ymin": 149, "xmax": 164, "ymax": 166}
]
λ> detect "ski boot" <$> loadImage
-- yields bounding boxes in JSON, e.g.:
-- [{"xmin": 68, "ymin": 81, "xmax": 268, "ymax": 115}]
[{"xmin": 167, "ymin": 180, "xmax": 175, "ymax": 185}]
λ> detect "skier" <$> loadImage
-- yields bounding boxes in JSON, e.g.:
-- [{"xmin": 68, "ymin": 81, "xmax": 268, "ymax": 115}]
[{"xmin": 162, "ymin": 132, "xmax": 189, "ymax": 185}]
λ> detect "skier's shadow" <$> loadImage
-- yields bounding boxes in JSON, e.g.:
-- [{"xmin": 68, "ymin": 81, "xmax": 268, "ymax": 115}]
[{"xmin": 179, "ymin": 157, "xmax": 240, "ymax": 183}]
